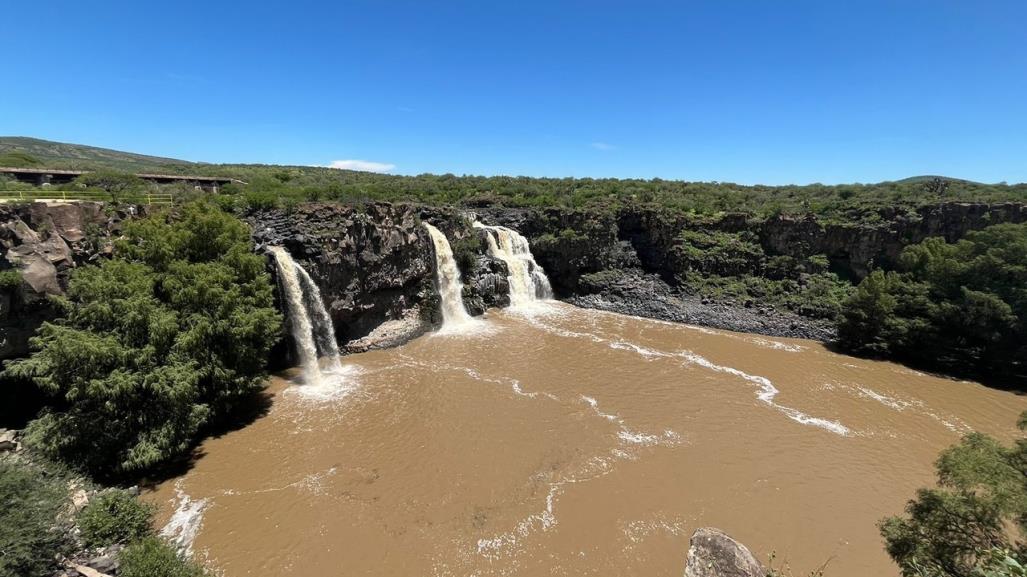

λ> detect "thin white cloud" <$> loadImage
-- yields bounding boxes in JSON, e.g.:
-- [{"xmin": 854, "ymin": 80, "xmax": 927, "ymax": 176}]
[
  {"xmin": 328, "ymin": 159, "xmax": 397, "ymax": 173},
  {"xmin": 591, "ymin": 141, "xmax": 617, "ymax": 151}
]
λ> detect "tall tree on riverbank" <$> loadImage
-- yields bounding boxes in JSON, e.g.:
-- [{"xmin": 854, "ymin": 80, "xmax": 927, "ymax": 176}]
[{"xmin": 5, "ymin": 203, "xmax": 282, "ymax": 477}]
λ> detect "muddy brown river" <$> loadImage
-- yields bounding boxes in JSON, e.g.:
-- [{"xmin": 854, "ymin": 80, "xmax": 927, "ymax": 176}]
[{"xmin": 150, "ymin": 302, "xmax": 1025, "ymax": 577}]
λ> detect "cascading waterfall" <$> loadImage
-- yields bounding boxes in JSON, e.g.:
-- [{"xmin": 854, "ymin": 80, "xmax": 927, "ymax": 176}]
[
  {"xmin": 424, "ymin": 223, "xmax": 474, "ymax": 329},
  {"xmin": 473, "ymin": 223, "xmax": 553, "ymax": 305},
  {"xmin": 269, "ymin": 246, "xmax": 343, "ymax": 385},
  {"xmin": 296, "ymin": 265, "xmax": 344, "ymax": 375}
]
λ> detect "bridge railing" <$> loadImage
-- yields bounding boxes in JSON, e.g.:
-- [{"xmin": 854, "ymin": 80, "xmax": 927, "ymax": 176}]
[{"xmin": 0, "ymin": 190, "xmax": 175, "ymax": 205}]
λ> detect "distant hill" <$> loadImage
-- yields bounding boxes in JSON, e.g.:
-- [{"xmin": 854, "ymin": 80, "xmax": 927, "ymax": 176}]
[
  {"xmin": 0, "ymin": 137, "xmax": 196, "ymax": 173},
  {"xmin": 894, "ymin": 175, "xmax": 984, "ymax": 185}
]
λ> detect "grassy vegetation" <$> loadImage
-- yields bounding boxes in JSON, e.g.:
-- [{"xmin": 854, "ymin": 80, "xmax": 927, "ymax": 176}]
[
  {"xmin": 0, "ymin": 459, "xmax": 73, "ymax": 577},
  {"xmin": 78, "ymin": 490, "xmax": 155, "ymax": 548},
  {"xmin": 119, "ymin": 537, "xmax": 211, "ymax": 577},
  {"xmin": 0, "ymin": 269, "xmax": 22, "ymax": 290}
]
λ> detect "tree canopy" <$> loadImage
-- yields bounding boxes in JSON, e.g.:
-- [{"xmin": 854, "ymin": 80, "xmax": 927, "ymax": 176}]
[
  {"xmin": 881, "ymin": 414, "xmax": 1027, "ymax": 577},
  {"xmin": 838, "ymin": 223, "xmax": 1027, "ymax": 384}
]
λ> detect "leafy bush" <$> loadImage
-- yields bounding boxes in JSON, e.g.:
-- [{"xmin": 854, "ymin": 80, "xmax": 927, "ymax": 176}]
[
  {"xmin": 119, "ymin": 537, "xmax": 210, "ymax": 577},
  {"xmin": 579, "ymin": 269, "xmax": 626, "ymax": 293},
  {"xmin": 0, "ymin": 460, "xmax": 72, "ymax": 577},
  {"xmin": 450, "ymin": 234, "xmax": 482, "ymax": 278},
  {"xmin": 6, "ymin": 202, "xmax": 283, "ymax": 477},
  {"xmin": 0, "ymin": 269, "xmax": 22, "ymax": 290},
  {"xmin": 672, "ymin": 229, "xmax": 765, "ymax": 277},
  {"xmin": 880, "ymin": 414, "xmax": 1027, "ymax": 577},
  {"xmin": 78, "ymin": 490, "xmax": 155, "ymax": 548},
  {"xmin": 74, "ymin": 169, "xmax": 147, "ymax": 199},
  {"xmin": 838, "ymin": 223, "xmax": 1027, "ymax": 380}
]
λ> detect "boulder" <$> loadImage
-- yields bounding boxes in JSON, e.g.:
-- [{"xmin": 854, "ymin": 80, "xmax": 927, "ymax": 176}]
[
  {"xmin": 0, "ymin": 428, "xmax": 18, "ymax": 452},
  {"xmin": 684, "ymin": 527, "xmax": 765, "ymax": 577}
]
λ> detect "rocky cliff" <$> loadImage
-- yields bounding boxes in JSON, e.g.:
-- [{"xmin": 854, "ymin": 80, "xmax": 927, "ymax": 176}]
[
  {"xmin": 473, "ymin": 202, "xmax": 1027, "ymax": 339},
  {"xmin": 3, "ymin": 200, "xmax": 1026, "ymax": 365},
  {"xmin": 0, "ymin": 202, "xmax": 130, "ymax": 359}
]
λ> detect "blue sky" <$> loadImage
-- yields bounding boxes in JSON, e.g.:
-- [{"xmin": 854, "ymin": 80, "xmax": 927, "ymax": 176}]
[{"xmin": 2, "ymin": 1, "xmax": 1025, "ymax": 184}]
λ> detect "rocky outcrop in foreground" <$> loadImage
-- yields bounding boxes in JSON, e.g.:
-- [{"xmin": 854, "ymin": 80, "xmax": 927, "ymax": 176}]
[{"xmin": 684, "ymin": 527, "xmax": 766, "ymax": 577}]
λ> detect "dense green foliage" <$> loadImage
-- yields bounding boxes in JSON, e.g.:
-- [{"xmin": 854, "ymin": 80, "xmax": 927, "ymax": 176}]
[
  {"xmin": 209, "ymin": 170, "xmax": 1027, "ymax": 223},
  {"xmin": 450, "ymin": 234, "xmax": 482, "ymax": 278},
  {"xmin": 119, "ymin": 537, "xmax": 211, "ymax": 577},
  {"xmin": 0, "ymin": 269, "xmax": 22, "ymax": 290},
  {"xmin": 74, "ymin": 169, "xmax": 148, "ymax": 197},
  {"xmin": 668, "ymin": 229, "xmax": 854, "ymax": 319},
  {"xmin": 0, "ymin": 459, "xmax": 72, "ymax": 577},
  {"xmin": 5, "ymin": 138, "xmax": 1027, "ymax": 222},
  {"xmin": 5, "ymin": 203, "xmax": 282, "ymax": 476},
  {"xmin": 838, "ymin": 223, "xmax": 1027, "ymax": 381},
  {"xmin": 880, "ymin": 415, "xmax": 1027, "ymax": 577},
  {"xmin": 78, "ymin": 490, "xmax": 155, "ymax": 548}
]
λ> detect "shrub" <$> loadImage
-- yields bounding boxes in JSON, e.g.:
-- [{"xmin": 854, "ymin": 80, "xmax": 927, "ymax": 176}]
[
  {"xmin": 119, "ymin": 537, "xmax": 210, "ymax": 577},
  {"xmin": 450, "ymin": 234, "xmax": 481, "ymax": 278},
  {"xmin": 74, "ymin": 170, "xmax": 147, "ymax": 199},
  {"xmin": 880, "ymin": 413, "xmax": 1027, "ymax": 577},
  {"xmin": 579, "ymin": 269, "xmax": 625, "ymax": 293},
  {"xmin": 78, "ymin": 490, "xmax": 155, "ymax": 548},
  {"xmin": 0, "ymin": 460, "xmax": 72, "ymax": 577},
  {"xmin": 0, "ymin": 269, "xmax": 22, "ymax": 290}
]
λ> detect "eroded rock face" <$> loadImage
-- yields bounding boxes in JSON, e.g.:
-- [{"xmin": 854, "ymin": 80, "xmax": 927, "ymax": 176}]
[
  {"xmin": 249, "ymin": 203, "xmax": 435, "ymax": 352},
  {"xmin": 0, "ymin": 202, "xmax": 119, "ymax": 360},
  {"xmin": 684, "ymin": 527, "xmax": 765, "ymax": 577}
]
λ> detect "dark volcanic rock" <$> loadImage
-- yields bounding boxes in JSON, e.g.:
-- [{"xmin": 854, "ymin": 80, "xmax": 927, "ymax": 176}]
[
  {"xmin": 566, "ymin": 268, "xmax": 835, "ymax": 341},
  {"xmin": 248, "ymin": 203, "xmax": 435, "ymax": 351}
]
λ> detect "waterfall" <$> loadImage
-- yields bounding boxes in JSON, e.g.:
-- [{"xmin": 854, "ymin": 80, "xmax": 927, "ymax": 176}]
[
  {"xmin": 269, "ymin": 246, "xmax": 343, "ymax": 385},
  {"xmin": 423, "ymin": 223, "xmax": 474, "ymax": 329},
  {"xmin": 473, "ymin": 223, "xmax": 553, "ymax": 305},
  {"xmin": 296, "ymin": 265, "xmax": 344, "ymax": 374}
]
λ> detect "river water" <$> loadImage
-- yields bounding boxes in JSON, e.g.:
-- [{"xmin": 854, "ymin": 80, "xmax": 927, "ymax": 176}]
[{"xmin": 150, "ymin": 302, "xmax": 1025, "ymax": 577}]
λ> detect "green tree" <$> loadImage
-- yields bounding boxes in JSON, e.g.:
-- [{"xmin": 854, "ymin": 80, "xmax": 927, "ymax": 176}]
[
  {"xmin": 74, "ymin": 169, "xmax": 147, "ymax": 199},
  {"xmin": 880, "ymin": 415, "xmax": 1027, "ymax": 577},
  {"xmin": 6, "ymin": 203, "xmax": 282, "ymax": 477},
  {"xmin": 838, "ymin": 223, "xmax": 1027, "ymax": 381}
]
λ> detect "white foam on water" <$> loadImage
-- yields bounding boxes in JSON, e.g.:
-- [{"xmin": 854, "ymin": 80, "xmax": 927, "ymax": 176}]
[
  {"xmin": 283, "ymin": 364, "xmax": 363, "ymax": 402},
  {"xmin": 853, "ymin": 386, "xmax": 912, "ymax": 411},
  {"xmin": 678, "ymin": 350, "xmax": 851, "ymax": 436},
  {"xmin": 160, "ymin": 482, "xmax": 210, "ymax": 558},
  {"xmin": 519, "ymin": 304, "xmax": 850, "ymax": 436}
]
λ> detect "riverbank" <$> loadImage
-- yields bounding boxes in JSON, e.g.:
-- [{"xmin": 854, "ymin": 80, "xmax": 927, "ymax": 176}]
[{"xmin": 563, "ymin": 268, "xmax": 836, "ymax": 342}]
